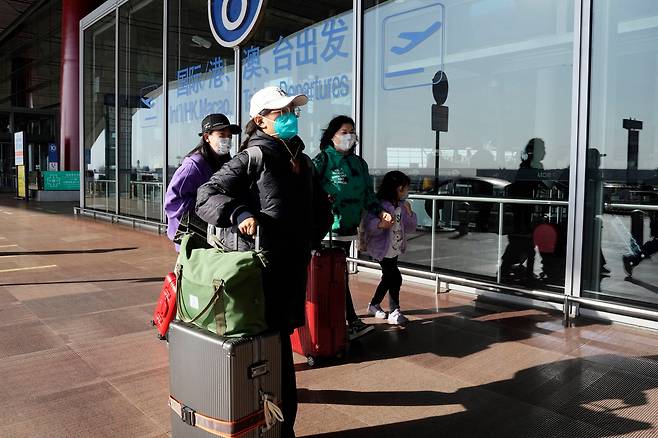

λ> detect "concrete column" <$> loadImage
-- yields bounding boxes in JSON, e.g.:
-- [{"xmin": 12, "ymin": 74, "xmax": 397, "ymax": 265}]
[{"xmin": 59, "ymin": 0, "xmax": 101, "ymax": 171}]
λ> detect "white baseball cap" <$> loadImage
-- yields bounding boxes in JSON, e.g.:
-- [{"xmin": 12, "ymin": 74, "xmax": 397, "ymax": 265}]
[{"xmin": 249, "ymin": 86, "xmax": 308, "ymax": 118}]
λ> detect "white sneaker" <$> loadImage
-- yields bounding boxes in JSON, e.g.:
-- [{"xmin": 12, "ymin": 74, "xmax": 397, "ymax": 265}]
[
  {"xmin": 367, "ymin": 303, "xmax": 388, "ymax": 319},
  {"xmin": 387, "ymin": 309, "xmax": 408, "ymax": 325}
]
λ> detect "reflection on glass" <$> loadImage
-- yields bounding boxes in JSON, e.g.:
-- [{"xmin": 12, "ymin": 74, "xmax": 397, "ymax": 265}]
[
  {"xmin": 238, "ymin": 0, "xmax": 353, "ymax": 159},
  {"xmin": 585, "ymin": 0, "xmax": 658, "ymax": 309},
  {"xmin": 83, "ymin": 14, "xmax": 116, "ymax": 213},
  {"xmin": 167, "ymin": 0, "xmax": 235, "ymax": 180},
  {"xmin": 118, "ymin": 0, "xmax": 164, "ymax": 221},
  {"xmin": 361, "ymin": 0, "xmax": 573, "ymax": 292}
]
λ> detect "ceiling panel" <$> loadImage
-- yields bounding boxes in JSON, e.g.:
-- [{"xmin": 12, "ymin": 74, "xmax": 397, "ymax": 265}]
[{"xmin": 0, "ymin": 0, "xmax": 35, "ymax": 37}]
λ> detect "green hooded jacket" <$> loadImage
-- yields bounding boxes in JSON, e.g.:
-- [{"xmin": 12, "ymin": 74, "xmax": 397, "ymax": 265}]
[{"xmin": 312, "ymin": 146, "xmax": 381, "ymax": 236}]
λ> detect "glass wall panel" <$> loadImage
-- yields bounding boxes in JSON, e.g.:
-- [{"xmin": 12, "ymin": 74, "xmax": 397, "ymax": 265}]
[
  {"xmin": 118, "ymin": 0, "xmax": 164, "ymax": 221},
  {"xmin": 239, "ymin": 0, "xmax": 353, "ymax": 160},
  {"xmin": 83, "ymin": 13, "xmax": 116, "ymax": 213},
  {"xmin": 362, "ymin": 0, "xmax": 573, "ymax": 292},
  {"xmin": 166, "ymin": 0, "xmax": 236, "ymax": 179},
  {"xmin": 584, "ymin": 0, "xmax": 658, "ymax": 310}
]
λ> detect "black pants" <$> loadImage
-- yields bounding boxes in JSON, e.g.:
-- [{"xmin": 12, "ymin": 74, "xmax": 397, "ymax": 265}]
[
  {"xmin": 370, "ymin": 256, "xmax": 402, "ymax": 310},
  {"xmin": 280, "ymin": 332, "xmax": 297, "ymax": 438},
  {"xmin": 334, "ymin": 241, "xmax": 359, "ymax": 323},
  {"xmin": 500, "ymin": 234, "xmax": 535, "ymax": 279}
]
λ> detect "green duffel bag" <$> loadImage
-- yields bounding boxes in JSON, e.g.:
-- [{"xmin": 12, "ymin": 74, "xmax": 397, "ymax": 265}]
[{"xmin": 175, "ymin": 233, "xmax": 268, "ymax": 337}]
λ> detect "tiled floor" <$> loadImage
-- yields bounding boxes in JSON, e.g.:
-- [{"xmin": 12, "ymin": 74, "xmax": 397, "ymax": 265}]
[{"xmin": 1, "ymin": 195, "xmax": 657, "ymax": 437}]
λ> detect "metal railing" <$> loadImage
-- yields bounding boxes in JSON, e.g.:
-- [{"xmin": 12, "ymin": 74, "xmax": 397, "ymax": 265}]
[
  {"xmin": 84, "ymin": 180, "xmax": 164, "ymax": 222},
  {"xmin": 604, "ymin": 203, "xmax": 658, "ymax": 212},
  {"xmin": 349, "ymin": 192, "xmax": 658, "ymax": 324},
  {"xmin": 85, "ymin": 179, "xmax": 116, "ymax": 212},
  {"xmin": 74, "ymin": 206, "xmax": 167, "ymax": 234},
  {"xmin": 409, "ymin": 193, "xmax": 568, "ymax": 282},
  {"xmin": 129, "ymin": 181, "xmax": 164, "ymax": 222},
  {"xmin": 0, "ymin": 174, "xmax": 16, "ymax": 189}
]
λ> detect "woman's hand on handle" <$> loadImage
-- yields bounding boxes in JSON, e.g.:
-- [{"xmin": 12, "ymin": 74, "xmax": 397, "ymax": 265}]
[{"xmin": 238, "ymin": 217, "xmax": 258, "ymax": 236}]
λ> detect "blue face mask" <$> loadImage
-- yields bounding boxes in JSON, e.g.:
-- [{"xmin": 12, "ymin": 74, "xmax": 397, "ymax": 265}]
[{"xmin": 273, "ymin": 112, "xmax": 298, "ymax": 140}]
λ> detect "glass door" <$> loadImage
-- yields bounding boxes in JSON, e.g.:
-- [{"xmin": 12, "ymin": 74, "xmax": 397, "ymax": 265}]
[
  {"xmin": 83, "ymin": 13, "xmax": 117, "ymax": 213},
  {"xmin": 583, "ymin": 0, "xmax": 658, "ymax": 311},
  {"xmin": 117, "ymin": 0, "xmax": 164, "ymax": 221}
]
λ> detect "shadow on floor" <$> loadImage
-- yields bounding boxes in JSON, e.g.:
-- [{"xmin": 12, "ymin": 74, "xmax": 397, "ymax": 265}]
[
  {"xmin": 0, "ymin": 247, "xmax": 138, "ymax": 256},
  {"xmin": 300, "ymin": 354, "xmax": 658, "ymax": 437},
  {"xmin": 339, "ymin": 302, "xmax": 604, "ymax": 370},
  {"xmin": 626, "ymin": 277, "xmax": 658, "ymax": 294},
  {"xmin": 0, "ymin": 276, "xmax": 164, "ymax": 287}
]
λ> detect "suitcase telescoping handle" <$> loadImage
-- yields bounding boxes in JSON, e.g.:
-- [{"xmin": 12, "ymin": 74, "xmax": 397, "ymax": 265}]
[
  {"xmin": 234, "ymin": 224, "xmax": 260, "ymax": 250},
  {"xmin": 207, "ymin": 224, "xmax": 260, "ymax": 251}
]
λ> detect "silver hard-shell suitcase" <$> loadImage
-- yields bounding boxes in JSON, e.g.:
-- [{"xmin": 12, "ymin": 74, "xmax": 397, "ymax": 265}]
[{"xmin": 168, "ymin": 321, "xmax": 282, "ymax": 437}]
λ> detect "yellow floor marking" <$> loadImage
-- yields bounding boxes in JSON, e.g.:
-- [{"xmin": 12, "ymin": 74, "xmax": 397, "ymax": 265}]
[
  {"xmin": 0, "ymin": 264, "xmax": 57, "ymax": 273},
  {"xmin": 0, "ymin": 244, "xmax": 18, "ymax": 248}
]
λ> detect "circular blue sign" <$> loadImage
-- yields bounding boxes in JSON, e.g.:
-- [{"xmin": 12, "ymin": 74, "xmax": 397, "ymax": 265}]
[{"xmin": 208, "ymin": 0, "xmax": 266, "ymax": 48}]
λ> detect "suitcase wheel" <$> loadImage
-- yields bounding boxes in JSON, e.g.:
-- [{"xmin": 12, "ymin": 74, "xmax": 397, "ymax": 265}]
[{"xmin": 306, "ymin": 356, "xmax": 316, "ymax": 367}]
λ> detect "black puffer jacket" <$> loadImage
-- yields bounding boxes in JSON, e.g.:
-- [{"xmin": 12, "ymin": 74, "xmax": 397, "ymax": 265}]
[{"xmin": 196, "ymin": 130, "xmax": 331, "ymax": 331}]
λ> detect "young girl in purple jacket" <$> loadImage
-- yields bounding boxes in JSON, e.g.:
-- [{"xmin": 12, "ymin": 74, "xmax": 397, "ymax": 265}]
[{"xmin": 363, "ymin": 171, "xmax": 417, "ymax": 325}]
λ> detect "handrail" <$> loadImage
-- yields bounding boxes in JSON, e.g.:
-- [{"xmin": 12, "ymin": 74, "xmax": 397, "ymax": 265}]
[
  {"xmin": 348, "ymin": 257, "xmax": 565, "ymax": 300},
  {"xmin": 604, "ymin": 203, "xmax": 658, "ymax": 212},
  {"xmin": 129, "ymin": 181, "xmax": 163, "ymax": 187},
  {"xmin": 74, "ymin": 207, "xmax": 166, "ymax": 234},
  {"xmin": 127, "ymin": 181, "xmax": 163, "ymax": 221},
  {"xmin": 567, "ymin": 296, "xmax": 658, "ymax": 321},
  {"xmin": 409, "ymin": 193, "xmax": 569, "ymax": 206},
  {"xmin": 350, "ymin": 256, "xmax": 658, "ymax": 322}
]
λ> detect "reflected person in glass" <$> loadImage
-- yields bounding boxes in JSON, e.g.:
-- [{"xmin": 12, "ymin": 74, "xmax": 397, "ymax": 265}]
[
  {"xmin": 164, "ymin": 113, "xmax": 240, "ymax": 251},
  {"xmin": 313, "ymin": 115, "xmax": 394, "ymax": 340},
  {"xmin": 623, "ymin": 170, "xmax": 658, "ymax": 277},
  {"xmin": 500, "ymin": 138, "xmax": 546, "ymax": 284}
]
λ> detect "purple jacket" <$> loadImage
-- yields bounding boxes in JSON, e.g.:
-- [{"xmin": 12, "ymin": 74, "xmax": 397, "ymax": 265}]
[
  {"xmin": 164, "ymin": 153, "xmax": 216, "ymax": 244},
  {"xmin": 364, "ymin": 200, "xmax": 417, "ymax": 261}
]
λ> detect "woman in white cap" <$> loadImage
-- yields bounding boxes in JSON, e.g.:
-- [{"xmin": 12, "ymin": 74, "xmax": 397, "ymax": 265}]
[{"xmin": 196, "ymin": 86, "xmax": 330, "ymax": 438}]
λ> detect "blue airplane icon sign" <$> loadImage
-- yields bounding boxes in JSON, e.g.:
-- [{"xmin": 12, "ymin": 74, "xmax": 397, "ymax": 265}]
[
  {"xmin": 390, "ymin": 21, "xmax": 441, "ymax": 56},
  {"xmin": 381, "ymin": 3, "xmax": 445, "ymax": 91}
]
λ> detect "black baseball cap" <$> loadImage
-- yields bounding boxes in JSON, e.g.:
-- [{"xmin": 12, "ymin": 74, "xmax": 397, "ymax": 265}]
[{"xmin": 198, "ymin": 113, "xmax": 241, "ymax": 136}]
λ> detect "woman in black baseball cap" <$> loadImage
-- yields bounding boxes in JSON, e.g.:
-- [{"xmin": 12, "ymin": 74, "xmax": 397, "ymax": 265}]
[{"xmin": 164, "ymin": 113, "xmax": 240, "ymax": 250}]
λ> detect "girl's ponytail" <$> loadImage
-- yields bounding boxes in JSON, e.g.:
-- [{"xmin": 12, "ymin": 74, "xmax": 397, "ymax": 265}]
[{"xmin": 240, "ymin": 119, "xmax": 261, "ymax": 151}]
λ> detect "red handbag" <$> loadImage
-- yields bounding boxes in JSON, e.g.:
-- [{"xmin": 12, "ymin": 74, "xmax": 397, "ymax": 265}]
[{"xmin": 151, "ymin": 271, "xmax": 178, "ymax": 340}]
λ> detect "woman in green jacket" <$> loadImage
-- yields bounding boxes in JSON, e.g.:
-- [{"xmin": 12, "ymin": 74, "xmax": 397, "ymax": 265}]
[{"xmin": 313, "ymin": 115, "xmax": 393, "ymax": 340}]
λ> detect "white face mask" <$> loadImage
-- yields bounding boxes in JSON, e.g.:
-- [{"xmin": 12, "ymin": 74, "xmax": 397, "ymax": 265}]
[
  {"xmin": 209, "ymin": 136, "xmax": 232, "ymax": 155},
  {"xmin": 335, "ymin": 134, "xmax": 356, "ymax": 152}
]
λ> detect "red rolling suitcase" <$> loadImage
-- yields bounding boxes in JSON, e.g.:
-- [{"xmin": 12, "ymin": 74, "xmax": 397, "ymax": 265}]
[
  {"xmin": 291, "ymin": 245, "xmax": 347, "ymax": 366},
  {"xmin": 151, "ymin": 271, "xmax": 178, "ymax": 340}
]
